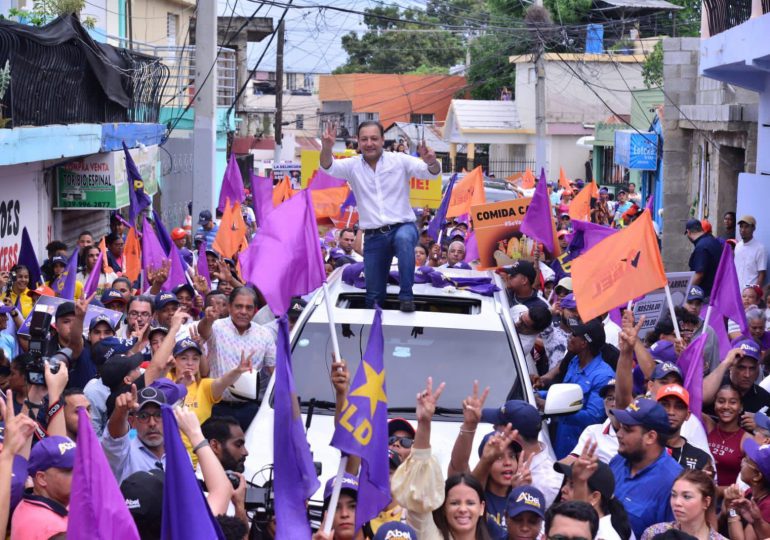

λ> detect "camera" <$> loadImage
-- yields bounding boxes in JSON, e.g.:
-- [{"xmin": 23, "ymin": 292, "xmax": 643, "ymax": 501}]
[
  {"xmin": 23, "ymin": 307, "xmax": 72, "ymax": 385},
  {"xmin": 225, "ymin": 470, "xmax": 241, "ymax": 490}
]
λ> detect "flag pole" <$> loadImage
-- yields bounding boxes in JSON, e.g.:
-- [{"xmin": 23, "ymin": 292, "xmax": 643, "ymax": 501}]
[
  {"xmin": 702, "ymin": 304, "xmax": 713, "ymax": 332},
  {"xmin": 664, "ymin": 283, "xmax": 682, "ymax": 340},
  {"xmin": 346, "ymin": 207, "xmax": 354, "ymax": 228}
]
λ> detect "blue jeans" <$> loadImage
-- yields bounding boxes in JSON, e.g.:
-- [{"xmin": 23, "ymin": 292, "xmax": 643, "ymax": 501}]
[{"xmin": 363, "ymin": 222, "xmax": 418, "ymax": 308}]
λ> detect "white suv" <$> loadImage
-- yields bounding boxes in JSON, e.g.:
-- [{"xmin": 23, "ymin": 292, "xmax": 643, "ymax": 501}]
[{"xmin": 242, "ymin": 265, "xmax": 580, "ymax": 512}]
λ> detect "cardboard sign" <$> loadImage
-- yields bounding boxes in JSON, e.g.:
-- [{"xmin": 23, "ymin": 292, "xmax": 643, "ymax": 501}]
[
  {"xmin": 634, "ymin": 271, "xmax": 694, "ymax": 339},
  {"xmin": 409, "ymin": 177, "xmax": 442, "ymax": 209},
  {"xmin": 17, "ymin": 295, "xmax": 124, "ymax": 338},
  {"xmin": 471, "ymin": 198, "xmax": 539, "ymax": 270}
]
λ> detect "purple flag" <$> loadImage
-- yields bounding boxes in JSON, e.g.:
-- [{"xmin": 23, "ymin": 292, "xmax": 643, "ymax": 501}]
[
  {"xmin": 274, "ymin": 317, "xmax": 321, "ymax": 539},
  {"xmin": 123, "ymin": 142, "xmax": 152, "ymax": 226},
  {"xmin": 308, "ymin": 169, "xmax": 346, "ymax": 191},
  {"xmin": 164, "ymin": 243, "xmax": 188, "ymax": 290},
  {"xmin": 645, "ymin": 194, "xmax": 654, "ymax": 212},
  {"xmin": 141, "ymin": 217, "xmax": 166, "ymax": 278},
  {"xmin": 217, "ymin": 154, "xmax": 246, "ymax": 214},
  {"xmin": 82, "ymin": 250, "xmax": 105, "ymax": 299},
  {"xmin": 239, "ymin": 190, "xmax": 325, "ymax": 316},
  {"xmin": 152, "ymin": 210, "xmax": 173, "ymax": 255},
  {"xmin": 567, "ymin": 220, "xmax": 617, "ymax": 257},
  {"xmin": 464, "ymin": 230, "xmax": 479, "ymax": 262},
  {"xmin": 161, "ymin": 406, "xmax": 224, "ymax": 539},
  {"xmin": 676, "ymin": 333, "xmax": 708, "ymax": 421},
  {"xmin": 709, "ymin": 244, "xmax": 748, "ymax": 336},
  {"xmin": 51, "ymin": 247, "xmax": 79, "ymax": 300},
  {"xmin": 196, "ymin": 241, "xmax": 211, "ymax": 287},
  {"xmin": 340, "ymin": 189, "xmax": 357, "ymax": 213},
  {"xmin": 520, "ymin": 169, "xmax": 557, "ymax": 255},
  {"xmin": 427, "ymin": 173, "xmax": 458, "ymax": 241},
  {"xmin": 68, "ymin": 408, "xmax": 140, "ymax": 539},
  {"xmin": 18, "ymin": 227, "xmax": 42, "ymax": 288},
  {"xmin": 330, "ymin": 307, "xmax": 390, "ymax": 533},
  {"xmin": 251, "ymin": 173, "xmax": 274, "ymax": 227}
]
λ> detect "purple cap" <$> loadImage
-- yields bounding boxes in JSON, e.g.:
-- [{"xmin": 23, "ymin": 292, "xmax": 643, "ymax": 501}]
[
  {"xmin": 329, "ymin": 248, "xmax": 346, "ymax": 261},
  {"xmin": 150, "ymin": 377, "xmax": 188, "ymax": 405},
  {"xmin": 560, "ymin": 293, "xmax": 577, "ymax": 310},
  {"xmin": 744, "ymin": 438, "xmax": 770, "ymax": 480},
  {"xmin": 506, "ymin": 485, "xmax": 546, "ymax": 519},
  {"xmin": 341, "ymin": 262, "xmax": 366, "ymax": 289},
  {"xmin": 649, "ymin": 340, "xmax": 678, "ymax": 364},
  {"xmin": 323, "ymin": 473, "xmax": 359, "ymax": 502},
  {"xmin": 735, "ymin": 339, "xmax": 761, "ymax": 361},
  {"xmin": 610, "ymin": 398, "xmax": 672, "ymax": 434},
  {"xmin": 28, "ymin": 436, "xmax": 76, "ymax": 474},
  {"xmin": 756, "ymin": 411, "xmax": 770, "ymax": 433}
]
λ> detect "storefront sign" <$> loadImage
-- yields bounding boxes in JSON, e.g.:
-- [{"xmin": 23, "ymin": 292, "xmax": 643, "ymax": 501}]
[
  {"xmin": 614, "ymin": 130, "xmax": 658, "ymax": 170},
  {"xmin": 56, "ymin": 146, "xmax": 159, "ymax": 209}
]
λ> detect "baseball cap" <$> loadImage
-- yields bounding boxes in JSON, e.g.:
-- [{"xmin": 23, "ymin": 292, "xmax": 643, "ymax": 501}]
[
  {"xmin": 173, "ymin": 337, "xmax": 202, "ymax": 356},
  {"xmin": 172, "ymin": 283, "xmax": 195, "ymax": 298},
  {"xmin": 193, "ymin": 233, "xmax": 205, "ymax": 246},
  {"xmin": 480, "ymin": 400, "xmax": 541, "ymax": 439},
  {"xmin": 599, "ymin": 378, "xmax": 616, "ymax": 398},
  {"xmin": 373, "ymin": 522, "xmax": 418, "ymax": 540},
  {"xmin": 51, "ymin": 255, "xmax": 68, "ymax": 266},
  {"xmin": 155, "ymin": 291, "xmax": 180, "ymax": 310},
  {"xmin": 28, "ymin": 436, "xmax": 76, "ymax": 475},
  {"xmin": 205, "ymin": 248, "xmax": 220, "ymax": 259},
  {"xmin": 101, "ymin": 353, "xmax": 144, "ymax": 389},
  {"xmin": 738, "ymin": 215, "xmax": 757, "ymax": 227},
  {"xmin": 744, "ymin": 438, "xmax": 770, "ymax": 480},
  {"xmin": 656, "ymin": 383, "xmax": 690, "ymax": 407},
  {"xmin": 555, "ymin": 277, "xmax": 573, "ymax": 293},
  {"xmin": 150, "ymin": 377, "xmax": 188, "ymax": 405},
  {"xmin": 323, "ymin": 473, "xmax": 359, "ymax": 502},
  {"xmin": 171, "ymin": 227, "xmax": 187, "ymax": 240},
  {"xmin": 88, "ymin": 314, "xmax": 115, "ymax": 332},
  {"xmin": 649, "ymin": 340, "xmax": 678, "ymax": 364},
  {"xmin": 755, "ymin": 411, "xmax": 770, "ymax": 433},
  {"xmin": 610, "ymin": 398, "xmax": 673, "ymax": 434},
  {"xmin": 137, "ymin": 386, "xmax": 167, "ymax": 409},
  {"xmin": 650, "ymin": 361, "xmax": 683, "ymax": 382},
  {"xmin": 329, "ymin": 248, "xmax": 346, "ymax": 261},
  {"xmin": 288, "ymin": 297, "xmax": 307, "ymax": 319},
  {"xmin": 28, "ymin": 284, "xmax": 55, "ymax": 298},
  {"xmin": 553, "ymin": 460, "xmax": 615, "ymax": 500},
  {"xmin": 55, "ymin": 301, "xmax": 76, "ymax": 319},
  {"xmin": 388, "ymin": 418, "xmax": 415, "ymax": 439},
  {"xmin": 101, "ymin": 288, "xmax": 127, "ymax": 305},
  {"xmin": 567, "ymin": 318, "xmax": 606, "ymax": 347},
  {"xmin": 560, "ymin": 293, "xmax": 577, "ymax": 310},
  {"xmin": 121, "ymin": 469, "xmax": 164, "ymax": 524},
  {"xmin": 735, "ymin": 338, "xmax": 761, "ymax": 361},
  {"xmin": 498, "ymin": 260, "xmax": 536, "ymax": 284},
  {"xmin": 198, "ymin": 210, "xmax": 213, "ymax": 225},
  {"xmin": 148, "ymin": 325, "xmax": 169, "ymax": 340},
  {"xmin": 477, "ymin": 430, "xmax": 522, "ymax": 458},
  {"xmin": 506, "ymin": 485, "xmax": 546, "ymax": 519},
  {"xmin": 684, "ymin": 218, "xmax": 702, "ymax": 232},
  {"xmin": 685, "ymin": 286, "xmax": 705, "ymax": 303}
]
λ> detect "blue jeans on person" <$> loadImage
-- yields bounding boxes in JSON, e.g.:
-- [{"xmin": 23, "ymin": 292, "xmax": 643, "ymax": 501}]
[{"xmin": 363, "ymin": 222, "xmax": 418, "ymax": 308}]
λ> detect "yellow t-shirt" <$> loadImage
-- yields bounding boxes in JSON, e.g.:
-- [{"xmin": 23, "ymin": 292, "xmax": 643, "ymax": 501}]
[
  {"xmin": 9, "ymin": 289, "xmax": 34, "ymax": 318},
  {"xmin": 44, "ymin": 280, "xmax": 84, "ymax": 302},
  {"xmin": 182, "ymin": 377, "xmax": 222, "ymax": 466}
]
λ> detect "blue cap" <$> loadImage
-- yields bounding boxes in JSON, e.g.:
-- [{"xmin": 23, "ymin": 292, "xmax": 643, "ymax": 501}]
[
  {"xmin": 480, "ymin": 400, "xmax": 541, "ymax": 439},
  {"xmin": 686, "ymin": 285, "xmax": 705, "ymax": 303},
  {"xmin": 323, "ymin": 473, "xmax": 359, "ymax": 502},
  {"xmin": 51, "ymin": 255, "xmax": 68, "ymax": 266},
  {"xmin": 684, "ymin": 218, "xmax": 702, "ymax": 232},
  {"xmin": 28, "ymin": 436, "xmax": 76, "ymax": 474},
  {"xmin": 88, "ymin": 314, "xmax": 115, "ymax": 332},
  {"xmin": 477, "ymin": 430, "xmax": 521, "ymax": 458},
  {"xmin": 173, "ymin": 337, "xmax": 202, "ymax": 356},
  {"xmin": 650, "ymin": 360, "xmax": 683, "ymax": 382},
  {"xmin": 649, "ymin": 341, "xmax": 678, "ymax": 364},
  {"xmin": 373, "ymin": 522, "xmax": 418, "ymax": 540},
  {"xmin": 329, "ymin": 248, "xmax": 346, "ymax": 260},
  {"xmin": 155, "ymin": 291, "xmax": 180, "ymax": 310},
  {"xmin": 198, "ymin": 209, "xmax": 213, "ymax": 225},
  {"xmin": 560, "ymin": 293, "xmax": 577, "ymax": 310},
  {"xmin": 744, "ymin": 438, "xmax": 770, "ymax": 480},
  {"xmin": 734, "ymin": 338, "xmax": 761, "ymax": 361},
  {"xmin": 172, "ymin": 283, "xmax": 195, "ymax": 297},
  {"xmin": 101, "ymin": 288, "xmax": 127, "ymax": 305},
  {"xmin": 610, "ymin": 398, "xmax": 672, "ymax": 434},
  {"xmin": 506, "ymin": 485, "xmax": 546, "ymax": 519},
  {"xmin": 756, "ymin": 411, "xmax": 770, "ymax": 432}
]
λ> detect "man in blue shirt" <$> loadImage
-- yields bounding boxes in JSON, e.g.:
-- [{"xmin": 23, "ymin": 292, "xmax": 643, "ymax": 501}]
[
  {"xmin": 685, "ymin": 218, "xmax": 723, "ymax": 296},
  {"xmin": 553, "ymin": 318, "xmax": 614, "ymax": 459},
  {"xmin": 609, "ymin": 398, "xmax": 683, "ymax": 538}
]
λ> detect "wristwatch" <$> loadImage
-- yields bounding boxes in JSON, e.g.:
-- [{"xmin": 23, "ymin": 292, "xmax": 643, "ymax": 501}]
[{"xmin": 10, "ymin": 309, "xmax": 18, "ymax": 318}]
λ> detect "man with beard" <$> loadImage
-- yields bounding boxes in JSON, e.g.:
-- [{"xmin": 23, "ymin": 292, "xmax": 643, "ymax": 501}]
[
  {"xmin": 202, "ymin": 416, "xmax": 249, "ymax": 524},
  {"xmin": 608, "ymin": 398, "xmax": 682, "ymax": 538}
]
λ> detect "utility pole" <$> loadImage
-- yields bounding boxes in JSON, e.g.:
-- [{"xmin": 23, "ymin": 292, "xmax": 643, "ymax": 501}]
[
  {"xmin": 534, "ymin": 0, "xmax": 547, "ymax": 177},
  {"xmin": 274, "ymin": 19, "xmax": 285, "ymax": 163},
  {"xmin": 192, "ymin": 0, "xmax": 217, "ymax": 224}
]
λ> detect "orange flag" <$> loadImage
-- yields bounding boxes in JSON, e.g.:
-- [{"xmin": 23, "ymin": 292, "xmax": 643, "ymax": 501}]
[
  {"xmin": 559, "ymin": 167, "xmax": 571, "ymax": 190},
  {"xmin": 272, "ymin": 176, "xmax": 295, "ymax": 207},
  {"xmin": 572, "ymin": 211, "xmax": 666, "ymax": 321},
  {"xmin": 98, "ymin": 236, "xmax": 115, "ymax": 274},
  {"xmin": 213, "ymin": 200, "xmax": 248, "ymax": 259},
  {"xmin": 123, "ymin": 227, "xmax": 141, "ymax": 283},
  {"xmin": 310, "ymin": 186, "xmax": 351, "ymax": 219},
  {"xmin": 446, "ymin": 166, "xmax": 486, "ymax": 218},
  {"xmin": 568, "ymin": 184, "xmax": 593, "ymax": 221}
]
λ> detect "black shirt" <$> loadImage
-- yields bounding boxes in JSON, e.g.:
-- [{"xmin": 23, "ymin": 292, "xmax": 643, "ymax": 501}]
[
  {"xmin": 688, "ymin": 233, "xmax": 722, "ymax": 295},
  {"xmin": 717, "ymin": 374, "xmax": 770, "ymax": 415},
  {"xmin": 669, "ymin": 441, "xmax": 711, "ymax": 471}
]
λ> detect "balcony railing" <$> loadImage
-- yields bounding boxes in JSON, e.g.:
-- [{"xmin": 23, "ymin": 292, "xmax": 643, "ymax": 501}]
[
  {"xmin": 703, "ymin": 0, "xmax": 770, "ymax": 35},
  {"xmin": 0, "ymin": 14, "xmax": 169, "ymax": 128}
]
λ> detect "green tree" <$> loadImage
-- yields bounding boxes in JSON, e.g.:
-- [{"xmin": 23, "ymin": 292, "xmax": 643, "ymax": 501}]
[{"xmin": 642, "ymin": 40, "xmax": 663, "ymax": 88}]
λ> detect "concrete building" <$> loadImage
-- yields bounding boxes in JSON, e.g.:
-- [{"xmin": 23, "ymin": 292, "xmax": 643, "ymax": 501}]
[
  {"xmin": 252, "ymin": 70, "xmax": 324, "ymax": 94},
  {"xmin": 241, "ymin": 85, "xmax": 321, "ymax": 140}
]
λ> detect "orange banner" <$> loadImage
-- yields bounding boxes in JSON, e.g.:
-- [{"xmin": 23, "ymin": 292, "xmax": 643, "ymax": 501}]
[
  {"xmin": 123, "ymin": 227, "xmax": 141, "ymax": 283},
  {"xmin": 446, "ymin": 166, "xmax": 485, "ymax": 218},
  {"xmin": 213, "ymin": 200, "xmax": 248, "ymax": 259},
  {"xmin": 572, "ymin": 211, "xmax": 666, "ymax": 321},
  {"xmin": 568, "ymin": 184, "xmax": 593, "ymax": 221},
  {"xmin": 559, "ymin": 167, "xmax": 571, "ymax": 190},
  {"xmin": 272, "ymin": 177, "xmax": 295, "ymax": 207},
  {"xmin": 310, "ymin": 186, "xmax": 351, "ymax": 219}
]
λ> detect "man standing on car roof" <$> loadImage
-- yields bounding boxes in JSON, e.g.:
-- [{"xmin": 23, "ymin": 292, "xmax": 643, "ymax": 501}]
[{"xmin": 320, "ymin": 120, "xmax": 441, "ymax": 313}]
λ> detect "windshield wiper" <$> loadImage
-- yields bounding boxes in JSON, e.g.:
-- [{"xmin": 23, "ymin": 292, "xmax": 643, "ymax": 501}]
[{"xmin": 387, "ymin": 406, "xmax": 463, "ymax": 417}]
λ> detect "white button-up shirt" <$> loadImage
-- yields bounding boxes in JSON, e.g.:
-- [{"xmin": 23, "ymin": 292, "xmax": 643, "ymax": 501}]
[{"xmin": 322, "ymin": 151, "xmax": 440, "ymax": 230}]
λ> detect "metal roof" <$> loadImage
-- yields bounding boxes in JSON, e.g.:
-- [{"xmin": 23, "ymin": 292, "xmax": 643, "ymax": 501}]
[
  {"xmin": 383, "ymin": 122, "xmax": 460, "ymax": 153},
  {"xmin": 448, "ymin": 99, "xmax": 522, "ymax": 131},
  {"xmin": 597, "ymin": 0, "xmax": 682, "ymax": 9}
]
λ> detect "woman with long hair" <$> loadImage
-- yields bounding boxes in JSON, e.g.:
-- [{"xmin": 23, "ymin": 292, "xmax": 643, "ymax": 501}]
[
  {"xmin": 703, "ymin": 385, "xmax": 751, "ymax": 495},
  {"xmin": 75, "ymin": 244, "xmax": 117, "ymax": 297},
  {"xmin": 5, "ymin": 264, "xmax": 32, "ymax": 317},
  {"xmin": 640, "ymin": 469, "xmax": 726, "ymax": 540},
  {"xmin": 392, "ymin": 377, "xmax": 492, "ymax": 540}
]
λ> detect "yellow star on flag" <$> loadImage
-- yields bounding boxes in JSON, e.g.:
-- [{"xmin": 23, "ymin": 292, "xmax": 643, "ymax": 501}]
[{"xmin": 349, "ymin": 361, "xmax": 387, "ymax": 417}]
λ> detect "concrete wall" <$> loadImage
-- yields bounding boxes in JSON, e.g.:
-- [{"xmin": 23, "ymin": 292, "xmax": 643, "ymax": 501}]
[
  {"xmin": 131, "ymin": 0, "xmax": 194, "ymax": 47},
  {"xmin": 548, "ymin": 136, "xmax": 590, "ymax": 181}
]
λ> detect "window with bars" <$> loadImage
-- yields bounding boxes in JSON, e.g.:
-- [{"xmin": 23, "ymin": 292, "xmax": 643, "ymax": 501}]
[
  {"xmin": 167, "ymin": 13, "xmax": 179, "ymax": 43},
  {"xmin": 410, "ymin": 113, "xmax": 434, "ymax": 125},
  {"xmin": 296, "ymin": 114, "xmax": 304, "ymax": 129}
]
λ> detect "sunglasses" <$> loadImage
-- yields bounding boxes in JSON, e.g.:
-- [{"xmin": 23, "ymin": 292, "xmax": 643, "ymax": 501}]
[
  {"xmin": 132, "ymin": 411, "xmax": 162, "ymax": 423},
  {"xmin": 388, "ymin": 436, "xmax": 413, "ymax": 448}
]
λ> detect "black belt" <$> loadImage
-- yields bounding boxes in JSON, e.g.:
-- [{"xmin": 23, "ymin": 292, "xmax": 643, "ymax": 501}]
[{"xmin": 364, "ymin": 222, "xmax": 410, "ymax": 235}]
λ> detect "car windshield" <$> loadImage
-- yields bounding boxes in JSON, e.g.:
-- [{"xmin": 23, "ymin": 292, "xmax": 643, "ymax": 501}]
[{"xmin": 290, "ymin": 321, "xmax": 525, "ymax": 420}]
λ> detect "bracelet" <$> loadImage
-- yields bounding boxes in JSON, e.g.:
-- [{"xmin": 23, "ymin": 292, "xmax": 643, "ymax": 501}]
[
  {"xmin": 192, "ymin": 440, "xmax": 210, "ymax": 454},
  {"xmin": 459, "ymin": 428, "xmax": 476, "ymax": 434}
]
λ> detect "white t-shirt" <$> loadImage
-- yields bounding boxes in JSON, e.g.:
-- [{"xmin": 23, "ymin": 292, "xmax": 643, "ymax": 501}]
[
  {"xmin": 597, "ymin": 514, "xmax": 631, "ymax": 540},
  {"xmin": 603, "ymin": 317, "xmax": 621, "ymax": 348},
  {"xmin": 511, "ymin": 305, "xmax": 538, "ymax": 374},
  {"xmin": 735, "ymin": 238, "xmax": 767, "ymax": 288},
  {"xmin": 571, "ymin": 420, "xmax": 619, "ymax": 463}
]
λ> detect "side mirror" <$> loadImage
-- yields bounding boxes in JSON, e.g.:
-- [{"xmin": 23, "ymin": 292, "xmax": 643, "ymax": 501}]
[{"xmin": 543, "ymin": 383, "xmax": 584, "ymax": 416}]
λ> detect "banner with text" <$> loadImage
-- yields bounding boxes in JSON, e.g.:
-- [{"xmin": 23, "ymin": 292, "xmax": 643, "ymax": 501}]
[
  {"xmin": 471, "ymin": 198, "xmax": 540, "ymax": 270},
  {"xmin": 0, "ymin": 175, "xmax": 38, "ymax": 272},
  {"xmin": 409, "ymin": 177, "xmax": 442, "ymax": 209},
  {"xmin": 634, "ymin": 271, "xmax": 694, "ymax": 339}
]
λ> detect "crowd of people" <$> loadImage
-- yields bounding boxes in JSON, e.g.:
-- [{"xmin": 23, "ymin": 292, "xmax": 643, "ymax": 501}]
[{"xmin": 0, "ymin": 119, "xmax": 768, "ymax": 540}]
